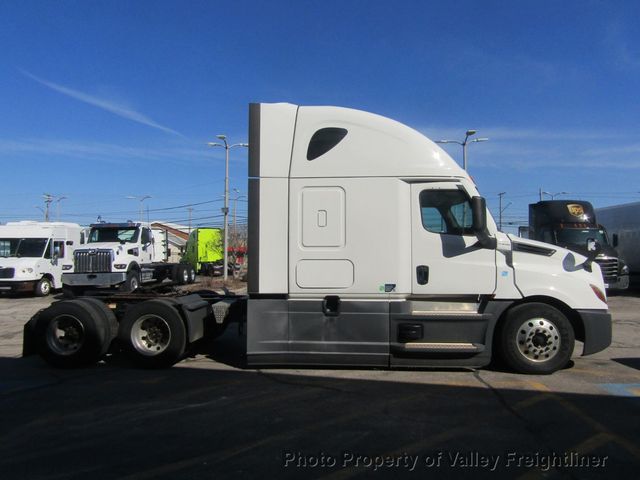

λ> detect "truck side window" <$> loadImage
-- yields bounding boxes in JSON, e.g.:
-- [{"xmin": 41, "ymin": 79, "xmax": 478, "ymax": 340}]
[
  {"xmin": 54, "ymin": 241, "xmax": 65, "ymax": 258},
  {"xmin": 419, "ymin": 190, "xmax": 474, "ymax": 235}
]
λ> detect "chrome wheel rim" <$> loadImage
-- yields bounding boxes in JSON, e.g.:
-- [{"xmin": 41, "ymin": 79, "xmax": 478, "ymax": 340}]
[
  {"xmin": 131, "ymin": 314, "xmax": 171, "ymax": 356},
  {"xmin": 516, "ymin": 317, "xmax": 560, "ymax": 362},
  {"xmin": 47, "ymin": 315, "xmax": 84, "ymax": 355}
]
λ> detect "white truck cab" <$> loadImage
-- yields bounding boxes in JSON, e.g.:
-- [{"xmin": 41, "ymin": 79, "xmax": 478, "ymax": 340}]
[
  {"xmin": 0, "ymin": 221, "xmax": 84, "ymax": 296},
  {"xmin": 62, "ymin": 222, "xmax": 193, "ymax": 294},
  {"xmin": 246, "ymin": 103, "xmax": 611, "ymax": 374}
]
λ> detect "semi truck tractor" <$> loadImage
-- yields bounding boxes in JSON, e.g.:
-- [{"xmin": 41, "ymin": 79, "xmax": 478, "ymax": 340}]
[
  {"xmin": 528, "ymin": 200, "xmax": 629, "ymax": 291},
  {"xmin": 24, "ymin": 103, "xmax": 612, "ymax": 374},
  {"xmin": 182, "ymin": 227, "xmax": 224, "ymax": 275},
  {"xmin": 61, "ymin": 222, "xmax": 196, "ymax": 296},
  {"xmin": 0, "ymin": 221, "xmax": 84, "ymax": 296},
  {"xmin": 596, "ymin": 201, "xmax": 640, "ymax": 286}
]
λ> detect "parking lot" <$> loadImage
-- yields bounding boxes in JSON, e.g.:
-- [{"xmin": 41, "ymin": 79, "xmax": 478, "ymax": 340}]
[{"xmin": 0, "ymin": 289, "xmax": 638, "ymax": 479}]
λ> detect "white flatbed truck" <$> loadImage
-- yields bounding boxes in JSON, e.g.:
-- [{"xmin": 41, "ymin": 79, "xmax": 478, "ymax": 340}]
[{"xmin": 23, "ymin": 103, "xmax": 612, "ymax": 374}]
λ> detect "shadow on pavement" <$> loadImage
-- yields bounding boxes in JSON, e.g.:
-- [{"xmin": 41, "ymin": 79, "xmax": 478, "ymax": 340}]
[{"xmin": 1, "ymin": 344, "xmax": 638, "ymax": 479}]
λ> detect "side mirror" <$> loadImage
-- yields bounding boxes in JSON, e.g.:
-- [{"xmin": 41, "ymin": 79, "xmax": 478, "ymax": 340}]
[
  {"xmin": 586, "ymin": 238, "xmax": 602, "ymax": 256},
  {"xmin": 471, "ymin": 196, "xmax": 496, "ymax": 249},
  {"xmin": 471, "ymin": 196, "xmax": 487, "ymax": 232},
  {"xmin": 583, "ymin": 238, "xmax": 602, "ymax": 272}
]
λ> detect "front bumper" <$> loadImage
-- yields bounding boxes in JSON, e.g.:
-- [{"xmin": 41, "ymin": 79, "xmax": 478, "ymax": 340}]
[
  {"xmin": 604, "ymin": 275, "xmax": 629, "ymax": 291},
  {"xmin": 62, "ymin": 272, "xmax": 127, "ymax": 287},
  {"xmin": 0, "ymin": 280, "xmax": 37, "ymax": 293},
  {"xmin": 577, "ymin": 309, "xmax": 612, "ymax": 355}
]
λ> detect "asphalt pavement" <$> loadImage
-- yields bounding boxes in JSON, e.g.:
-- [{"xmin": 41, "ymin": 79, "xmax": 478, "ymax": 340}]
[{"xmin": 0, "ymin": 288, "xmax": 638, "ymax": 479}]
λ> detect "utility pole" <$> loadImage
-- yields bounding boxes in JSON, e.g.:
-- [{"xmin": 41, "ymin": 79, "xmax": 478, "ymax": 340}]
[
  {"xmin": 187, "ymin": 207, "xmax": 193, "ymax": 235},
  {"xmin": 498, "ymin": 192, "xmax": 506, "ymax": 231},
  {"xmin": 43, "ymin": 193, "xmax": 54, "ymax": 222}
]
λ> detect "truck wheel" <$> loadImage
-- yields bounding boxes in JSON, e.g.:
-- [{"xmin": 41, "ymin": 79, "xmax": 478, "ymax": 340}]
[
  {"xmin": 34, "ymin": 277, "xmax": 52, "ymax": 297},
  {"xmin": 120, "ymin": 271, "xmax": 140, "ymax": 292},
  {"xmin": 499, "ymin": 303, "xmax": 575, "ymax": 374},
  {"xmin": 173, "ymin": 265, "xmax": 189, "ymax": 285},
  {"xmin": 74, "ymin": 297, "xmax": 119, "ymax": 343},
  {"xmin": 188, "ymin": 265, "xmax": 196, "ymax": 284},
  {"xmin": 119, "ymin": 299, "xmax": 186, "ymax": 368},
  {"xmin": 35, "ymin": 300, "xmax": 112, "ymax": 367}
]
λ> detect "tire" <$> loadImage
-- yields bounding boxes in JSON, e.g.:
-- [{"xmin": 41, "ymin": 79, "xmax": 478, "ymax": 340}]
[
  {"xmin": 118, "ymin": 299, "xmax": 186, "ymax": 368},
  {"xmin": 120, "ymin": 270, "xmax": 140, "ymax": 292},
  {"xmin": 74, "ymin": 297, "xmax": 119, "ymax": 343},
  {"xmin": 173, "ymin": 264, "xmax": 189, "ymax": 285},
  {"xmin": 188, "ymin": 265, "xmax": 196, "ymax": 284},
  {"xmin": 498, "ymin": 303, "xmax": 575, "ymax": 374},
  {"xmin": 34, "ymin": 277, "xmax": 52, "ymax": 297},
  {"xmin": 35, "ymin": 300, "xmax": 112, "ymax": 368}
]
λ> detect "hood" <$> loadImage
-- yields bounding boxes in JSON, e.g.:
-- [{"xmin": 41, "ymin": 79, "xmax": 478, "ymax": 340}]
[
  {"xmin": 0, "ymin": 257, "xmax": 41, "ymax": 269},
  {"xmin": 506, "ymin": 234, "xmax": 607, "ymax": 309},
  {"xmin": 76, "ymin": 242, "xmax": 134, "ymax": 252}
]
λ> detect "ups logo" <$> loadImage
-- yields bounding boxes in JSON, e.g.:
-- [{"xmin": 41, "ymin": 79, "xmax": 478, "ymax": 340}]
[{"xmin": 567, "ymin": 204, "xmax": 584, "ymax": 217}]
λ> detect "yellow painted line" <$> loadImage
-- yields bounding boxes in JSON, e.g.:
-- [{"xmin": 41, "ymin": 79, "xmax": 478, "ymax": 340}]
[
  {"xmin": 515, "ymin": 431, "xmax": 614, "ymax": 479},
  {"xmin": 524, "ymin": 380, "xmax": 640, "ymax": 461},
  {"xmin": 117, "ymin": 392, "xmax": 430, "ymax": 480},
  {"xmin": 512, "ymin": 394, "xmax": 548, "ymax": 410},
  {"xmin": 1, "ymin": 385, "xmax": 317, "ymax": 465}
]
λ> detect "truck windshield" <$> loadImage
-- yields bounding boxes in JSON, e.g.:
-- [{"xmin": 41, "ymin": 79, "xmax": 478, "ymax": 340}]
[
  {"xmin": 0, "ymin": 238, "xmax": 48, "ymax": 258},
  {"xmin": 88, "ymin": 227, "xmax": 140, "ymax": 244},
  {"xmin": 555, "ymin": 228, "xmax": 609, "ymax": 248}
]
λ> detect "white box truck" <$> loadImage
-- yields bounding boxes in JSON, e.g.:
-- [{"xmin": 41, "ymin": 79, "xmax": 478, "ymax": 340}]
[
  {"xmin": 61, "ymin": 222, "xmax": 196, "ymax": 296},
  {"xmin": 24, "ymin": 103, "xmax": 611, "ymax": 374},
  {"xmin": 0, "ymin": 221, "xmax": 84, "ymax": 296}
]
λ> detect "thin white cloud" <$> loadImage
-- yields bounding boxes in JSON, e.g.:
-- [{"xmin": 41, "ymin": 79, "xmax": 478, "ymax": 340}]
[
  {"xmin": 0, "ymin": 138, "xmax": 210, "ymax": 166},
  {"xmin": 20, "ymin": 69, "xmax": 184, "ymax": 137}
]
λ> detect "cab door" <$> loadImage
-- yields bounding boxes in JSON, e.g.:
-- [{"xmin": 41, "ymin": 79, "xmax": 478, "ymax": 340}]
[{"xmin": 411, "ymin": 183, "xmax": 496, "ymax": 295}]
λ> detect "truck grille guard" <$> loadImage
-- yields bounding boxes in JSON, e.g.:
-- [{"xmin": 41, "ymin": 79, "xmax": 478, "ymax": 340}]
[{"xmin": 74, "ymin": 250, "xmax": 113, "ymax": 273}]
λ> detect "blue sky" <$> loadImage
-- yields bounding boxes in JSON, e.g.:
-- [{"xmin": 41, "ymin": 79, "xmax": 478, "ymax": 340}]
[{"xmin": 1, "ymin": 0, "xmax": 639, "ymax": 232}]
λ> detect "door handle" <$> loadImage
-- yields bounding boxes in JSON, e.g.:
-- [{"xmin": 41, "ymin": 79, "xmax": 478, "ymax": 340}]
[{"xmin": 416, "ymin": 265, "xmax": 429, "ymax": 285}]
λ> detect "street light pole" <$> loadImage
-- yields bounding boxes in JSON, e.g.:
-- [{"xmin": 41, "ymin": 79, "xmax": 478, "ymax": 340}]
[
  {"xmin": 435, "ymin": 130, "xmax": 488, "ymax": 171},
  {"xmin": 541, "ymin": 191, "xmax": 568, "ymax": 200},
  {"xmin": 56, "ymin": 196, "xmax": 67, "ymax": 221},
  {"xmin": 208, "ymin": 137, "xmax": 248, "ymax": 281},
  {"xmin": 126, "ymin": 195, "xmax": 151, "ymax": 222}
]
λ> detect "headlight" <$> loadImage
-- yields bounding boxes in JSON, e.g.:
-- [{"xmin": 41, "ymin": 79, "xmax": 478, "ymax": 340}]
[
  {"xmin": 62, "ymin": 265, "xmax": 73, "ymax": 271},
  {"xmin": 621, "ymin": 265, "xmax": 629, "ymax": 274},
  {"xmin": 21, "ymin": 268, "xmax": 34, "ymax": 274},
  {"xmin": 114, "ymin": 264, "xmax": 127, "ymax": 270}
]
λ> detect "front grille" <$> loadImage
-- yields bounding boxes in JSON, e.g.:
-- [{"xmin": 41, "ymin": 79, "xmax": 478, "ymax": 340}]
[
  {"xmin": 0, "ymin": 267, "xmax": 15, "ymax": 279},
  {"xmin": 595, "ymin": 256, "xmax": 618, "ymax": 281},
  {"xmin": 74, "ymin": 250, "xmax": 113, "ymax": 273}
]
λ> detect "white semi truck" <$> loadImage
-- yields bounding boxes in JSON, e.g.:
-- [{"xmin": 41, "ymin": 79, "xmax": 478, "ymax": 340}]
[
  {"xmin": 0, "ymin": 221, "xmax": 84, "ymax": 296},
  {"xmin": 61, "ymin": 222, "xmax": 196, "ymax": 296},
  {"xmin": 24, "ymin": 103, "xmax": 611, "ymax": 374}
]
